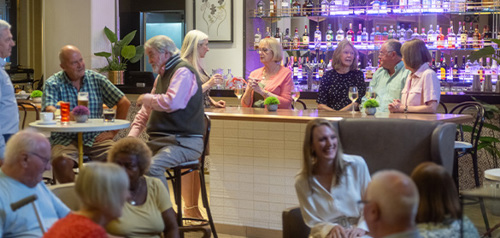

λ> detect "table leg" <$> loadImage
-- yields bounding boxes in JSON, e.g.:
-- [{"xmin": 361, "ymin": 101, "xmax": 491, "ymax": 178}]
[{"xmin": 78, "ymin": 132, "xmax": 83, "ymax": 170}]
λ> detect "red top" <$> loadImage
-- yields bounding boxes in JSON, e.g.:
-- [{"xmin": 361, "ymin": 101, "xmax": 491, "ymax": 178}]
[{"xmin": 43, "ymin": 213, "xmax": 107, "ymax": 238}]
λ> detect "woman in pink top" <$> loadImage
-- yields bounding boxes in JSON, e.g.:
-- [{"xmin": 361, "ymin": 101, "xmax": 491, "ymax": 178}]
[
  {"xmin": 241, "ymin": 38, "xmax": 293, "ymax": 109},
  {"xmin": 389, "ymin": 39, "xmax": 440, "ymax": 113}
]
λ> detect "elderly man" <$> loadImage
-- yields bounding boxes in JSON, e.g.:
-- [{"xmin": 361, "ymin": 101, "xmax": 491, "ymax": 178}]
[
  {"xmin": 42, "ymin": 45, "xmax": 130, "ymax": 183},
  {"xmin": 366, "ymin": 39, "xmax": 410, "ymax": 112},
  {"xmin": 128, "ymin": 35, "xmax": 204, "ymax": 215},
  {"xmin": 0, "ymin": 129, "xmax": 70, "ymax": 237},
  {"xmin": 0, "ymin": 20, "xmax": 18, "ymax": 161},
  {"xmin": 362, "ymin": 170, "xmax": 421, "ymax": 238}
]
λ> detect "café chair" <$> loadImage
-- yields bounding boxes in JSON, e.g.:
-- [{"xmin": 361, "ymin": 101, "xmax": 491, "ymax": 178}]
[
  {"xmin": 291, "ymin": 99, "xmax": 307, "ymax": 110},
  {"xmin": 438, "ymin": 101, "xmax": 448, "ymax": 114},
  {"xmin": 282, "ymin": 206, "xmax": 309, "ymax": 238},
  {"xmin": 17, "ymin": 101, "xmax": 40, "ymax": 129},
  {"xmin": 50, "ymin": 183, "xmax": 79, "ymax": 211},
  {"xmin": 166, "ymin": 114, "xmax": 217, "ymax": 238}
]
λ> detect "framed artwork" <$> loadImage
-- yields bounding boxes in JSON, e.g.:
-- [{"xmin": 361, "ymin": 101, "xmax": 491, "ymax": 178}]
[{"xmin": 193, "ymin": 0, "xmax": 233, "ymax": 42}]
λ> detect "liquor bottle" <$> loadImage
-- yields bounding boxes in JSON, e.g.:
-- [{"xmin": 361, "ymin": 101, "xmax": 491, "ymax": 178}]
[
  {"xmin": 343, "ymin": 0, "xmax": 350, "ymax": 11},
  {"xmin": 357, "ymin": 24, "xmax": 363, "ymax": 44},
  {"xmin": 442, "ymin": 0, "xmax": 450, "ymax": 11},
  {"xmin": 467, "ymin": 23, "xmax": 474, "ymax": 48},
  {"xmin": 465, "ymin": 56, "xmax": 472, "ymax": 81},
  {"xmin": 381, "ymin": 0, "xmax": 388, "ymax": 9},
  {"xmin": 405, "ymin": 24, "xmax": 413, "ymax": 41},
  {"xmin": 306, "ymin": 0, "xmax": 314, "ymax": 16},
  {"xmin": 254, "ymin": 28, "xmax": 262, "ymax": 50},
  {"xmin": 427, "ymin": 25, "xmax": 435, "ymax": 46},
  {"xmin": 456, "ymin": 22, "xmax": 462, "ymax": 49},
  {"xmin": 431, "ymin": 51, "xmax": 437, "ymax": 72},
  {"xmin": 447, "ymin": 57, "xmax": 454, "ymax": 81},
  {"xmin": 388, "ymin": 25, "xmax": 395, "ymax": 39},
  {"xmin": 400, "ymin": 0, "xmax": 407, "ymax": 10},
  {"xmin": 281, "ymin": 0, "xmax": 290, "ymax": 16},
  {"xmin": 314, "ymin": 25, "xmax": 322, "ymax": 49},
  {"xmin": 326, "ymin": 24, "xmax": 334, "ymax": 49},
  {"xmin": 318, "ymin": 59, "xmax": 325, "ymax": 78},
  {"xmin": 370, "ymin": 27, "xmax": 376, "ymax": 43},
  {"xmin": 484, "ymin": 58, "xmax": 492, "ymax": 75},
  {"xmin": 439, "ymin": 53, "xmax": 447, "ymax": 81},
  {"xmin": 270, "ymin": 0, "xmax": 277, "ymax": 17},
  {"xmin": 412, "ymin": 27, "xmax": 419, "ymax": 40},
  {"xmin": 420, "ymin": 28, "xmax": 427, "ymax": 42},
  {"xmin": 302, "ymin": 0, "xmax": 309, "ymax": 16},
  {"xmin": 257, "ymin": 0, "xmax": 265, "ymax": 17},
  {"xmin": 336, "ymin": 24, "xmax": 345, "ymax": 43},
  {"xmin": 283, "ymin": 28, "xmax": 291, "ymax": 50},
  {"xmin": 483, "ymin": 25, "xmax": 491, "ymax": 46},
  {"xmin": 436, "ymin": 27, "xmax": 445, "ymax": 49},
  {"xmin": 347, "ymin": 23, "xmax": 355, "ymax": 42},
  {"xmin": 491, "ymin": 58, "xmax": 498, "ymax": 76},
  {"xmin": 382, "ymin": 26, "xmax": 389, "ymax": 41},
  {"xmin": 361, "ymin": 27, "xmax": 369, "ymax": 45},
  {"xmin": 274, "ymin": 27, "xmax": 281, "ymax": 43},
  {"xmin": 329, "ymin": 0, "xmax": 337, "ymax": 14},
  {"xmin": 373, "ymin": 0, "xmax": 381, "ymax": 10},
  {"xmin": 335, "ymin": 0, "xmax": 343, "ymax": 11},
  {"xmin": 374, "ymin": 25, "xmax": 381, "ymax": 45},
  {"xmin": 302, "ymin": 25, "xmax": 310, "ymax": 49},
  {"xmin": 399, "ymin": 24, "xmax": 406, "ymax": 42},
  {"xmin": 293, "ymin": 57, "xmax": 299, "ymax": 80},
  {"xmin": 473, "ymin": 24, "xmax": 481, "ymax": 48},
  {"xmin": 448, "ymin": 28, "xmax": 456, "ymax": 49},
  {"xmin": 460, "ymin": 55, "xmax": 467, "ymax": 81},
  {"xmin": 292, "ymin": 0, "xmax": 301, "ymax": 16},
  {"xmin": 321, "ymin": 0, "xmax": 330, "ymax": 16},
  {"xmin": 293, "ymin": 28, "xmax": 300, "ymax": 50},
  {"xmin": 452, "ymin": 56, "xmax": 459, "ymax": 82},
  {"xmin": 265, "ymin": 27, "xmax": 272, "ymax": 38},
  {"xmin": 460, "ymin": 22, "xmax": 467, "ymax": 49}
]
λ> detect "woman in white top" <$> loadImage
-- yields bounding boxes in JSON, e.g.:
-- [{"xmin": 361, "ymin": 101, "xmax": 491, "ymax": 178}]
[
  {"xmin": 388, "ymin": 39, "xmax": 440, "ymax": 113},
  {"xmin": 295, "ymin": 119, "xmax": 371, "ymax": 238}
]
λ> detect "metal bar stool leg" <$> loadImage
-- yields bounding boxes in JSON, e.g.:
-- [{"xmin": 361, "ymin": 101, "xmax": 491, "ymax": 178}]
[{"xmin": 200, "ymin": 169, "xmax": 217, "ymax": 238}]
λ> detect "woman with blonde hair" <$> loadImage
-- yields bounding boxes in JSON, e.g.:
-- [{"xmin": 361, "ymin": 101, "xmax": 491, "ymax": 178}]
[
  {"xmin": 241, "ymin": 37, "xmax": 293, "ymax": 109},
  {"xmin": 295, "ymin": 119, "xmax": 370, "ymax": 238},
  {"xmin": 317, "ymin": 40, "xmax": 366, "ymax": 111},
  {"xmin": 44, "ymin": 163, "xmax": 129, "ymax": 238},
  {"xmin": 181, "ymin": 29, "xmax": 225, "ymax": 108},
  {"xmin": 389, "ymin": 39, "xmax": 440, "ymax": 113}
]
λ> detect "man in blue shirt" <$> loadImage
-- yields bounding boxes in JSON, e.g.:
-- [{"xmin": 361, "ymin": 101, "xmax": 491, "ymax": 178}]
[
  {"xmin": 367, "ymin": 40, "xmax": 410, "ymax": 112},
  {"xmin": 42, "ymin": 45, "xmax": 130, "ymax": 183},
  {"xmin": 0, "ymin": 20, "xmax": 18, "ymax": 162},
  {"xmin": 0, "ymin": 129, "xmax": 70, "ymax": 237}
]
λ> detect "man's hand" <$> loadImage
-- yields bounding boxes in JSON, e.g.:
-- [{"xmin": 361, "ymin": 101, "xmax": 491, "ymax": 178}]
[
  {"xmin": 94, "ymin": 131, "xmax": 115, "ymax": 143},
  {"xmin": 345, "ymin": 227, "xmax": 366, "ymax": 238},
  {"xmin": 327, "ymin": 226, "xmax": 347, "ymax": 238}
]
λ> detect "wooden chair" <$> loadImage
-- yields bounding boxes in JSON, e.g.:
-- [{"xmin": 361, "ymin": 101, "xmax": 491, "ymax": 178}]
[
  {"xmin": 291, "ymin": 99, "xmax": 307, "ymax": 110},
  {"xmin": 17, "ymin": 101, "xmax": 40, "ymax": 129}
]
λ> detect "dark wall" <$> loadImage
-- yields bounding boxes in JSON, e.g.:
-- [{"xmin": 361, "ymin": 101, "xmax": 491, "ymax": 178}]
[{"xmin": 119, "ymin": 0, "xmax": 185, "ymax": 71}]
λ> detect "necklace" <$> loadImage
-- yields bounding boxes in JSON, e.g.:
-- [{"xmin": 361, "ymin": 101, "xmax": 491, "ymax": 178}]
[
  {"xmin": 129, "ymin": 177, "xmax": 144, "ymax": 206},
  {"xmin": 262, "ymin": 63, "xmax": 281, "ymax": 81}
]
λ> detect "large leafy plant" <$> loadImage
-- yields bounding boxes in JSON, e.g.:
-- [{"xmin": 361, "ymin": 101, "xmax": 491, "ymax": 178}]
[
  {"xmin": 94, "ymin": 26, "xmax": 144, "ymax": 71},
  {"xmin": 469, "ymin": 39, "xmax": 500, "ymax": 63}
]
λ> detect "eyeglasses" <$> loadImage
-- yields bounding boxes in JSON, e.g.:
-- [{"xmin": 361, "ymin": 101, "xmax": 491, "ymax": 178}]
[
  {"xmin": 379, "ymin": 50, "xmax": 394, "ymax": 56},
  {"xmin": 27, "ymin": 152, "xmax": 50, "ymax": 166},
  {"xmin": 258, "ymin": 48, "xmax": 272, "ymax": 54}
]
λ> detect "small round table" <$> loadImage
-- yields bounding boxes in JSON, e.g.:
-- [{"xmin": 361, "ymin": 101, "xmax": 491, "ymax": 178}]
[{"xmin": 29, "ymin": 119, "xmax": 130, "ymax": 169}]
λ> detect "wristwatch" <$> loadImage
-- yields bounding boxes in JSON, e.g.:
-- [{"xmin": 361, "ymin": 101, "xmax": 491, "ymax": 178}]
[{"xmin": 403, "ymin": 105, "xmax": 408, "ymax": 113}]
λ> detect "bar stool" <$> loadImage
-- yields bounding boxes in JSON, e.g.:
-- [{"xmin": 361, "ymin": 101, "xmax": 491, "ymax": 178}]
[{"xmin": 166, "ymin": 114, "xmax": 217, "ymax": 238}]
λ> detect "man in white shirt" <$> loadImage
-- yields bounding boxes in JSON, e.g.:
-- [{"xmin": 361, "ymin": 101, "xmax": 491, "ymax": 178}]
[
  {"xmin": 0, "ymin": 129, "xmax": 70, "ymax": 237},
  {"xmin": 362, "ymin": 170, "xmax": 421, "ymax": 238},
  {"xmin": 0, "ymin": 19, "xmax": 18, "ymax": 162}
]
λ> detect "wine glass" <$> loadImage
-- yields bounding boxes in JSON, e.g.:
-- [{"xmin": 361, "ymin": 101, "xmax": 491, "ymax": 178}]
[
  {"xmin": 291, "ymin": 85, "xmax": 301, "ymax": 110},
  {"xmin": 348, "ymin": 87, "xmax": 359, "ymax": 114},
  {"xmin": 365, "ymin": 86, "xmax": 375, "ymax": 99},
  {"xmin": 234, "ymin": 83, "xmax": 244, "ymax": 108}
]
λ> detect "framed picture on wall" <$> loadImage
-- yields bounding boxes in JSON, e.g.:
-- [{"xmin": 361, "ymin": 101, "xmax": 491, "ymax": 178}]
[{"xmin": 193, "ymin": 0, "xmax": 233, "ymax": 42}]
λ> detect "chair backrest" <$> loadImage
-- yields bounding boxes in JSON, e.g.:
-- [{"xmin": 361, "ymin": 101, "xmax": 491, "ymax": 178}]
[
  {"xmin": 291, "ymin": 100, "xmax": 307, "ymax": 110},
  {"xmin": 18, "ymin": 102, "xmax": 40, "ymax": 129},
  {"xmin": 199, "ymin": 114, "xmax": 211, "ymax": 171},
  {"xmin": 282, "ymin": 206, "xmax": 310, "ymax": 238},
  {"xmin": 332, "ymin": 118, "xmax": 456, "ymax": 175},
  {"xmin": 439, "ymin": 101, "xmax": 448, "ymax": 114},
  {"xmin": 450, "ymin": 101, "xmax": 485, "ymax": 151},
  {"xmin": 50, "ymin": 183, "xmax": 80, "ymax": 211}
]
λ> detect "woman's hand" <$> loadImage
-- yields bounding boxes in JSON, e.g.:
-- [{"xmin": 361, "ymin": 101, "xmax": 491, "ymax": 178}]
[
  {"xmin": 248, "ymin": 77, "xmax": 265, "ymax": 95},
  {"xmin": 213, "ymin": 100, "xmax": 226, "ymax": 108},
  {"xmin": 327, "ymin": 226, "xmax": 347, "ymax": 238},
  {"xmin": 345, "ymin": 227, "xmax": 366, "ymax": 238},
  {"xmin": 388, "ymin": 99, "xmax": 403, "ymax": 113},
  {"xmin": 207, "ymin": 74, "xmax": 223, "ymax": 88}
]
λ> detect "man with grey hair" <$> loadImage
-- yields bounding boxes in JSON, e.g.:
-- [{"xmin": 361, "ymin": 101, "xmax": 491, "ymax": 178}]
[
  {"xmin": 0, "ymin": 129, "xmax": 70, "ymax": 237},
  {"xmin": 362, "ymin": 170, "xmax": 421, "ymax": 238},
  {"xmin": 0, "ymin": 19, "xmax": 18, "ymax": 162},
  {"xmin": 365, "ymin": 39, "xmax": 410, "ymax": 112},
  {"xmin": 128, "ymin": 35, "xmax": 204, "ymax": 195}
]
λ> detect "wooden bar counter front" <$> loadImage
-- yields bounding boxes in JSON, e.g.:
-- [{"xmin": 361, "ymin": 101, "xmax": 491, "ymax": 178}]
[{"xmin": 204, "ymin": 107, "xmax": 470, "ymax": 236}]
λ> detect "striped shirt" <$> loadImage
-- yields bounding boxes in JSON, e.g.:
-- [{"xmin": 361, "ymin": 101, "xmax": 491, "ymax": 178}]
[{"xmin": 42, "ymin": 70, "xmax": 124, "ymax": 147}]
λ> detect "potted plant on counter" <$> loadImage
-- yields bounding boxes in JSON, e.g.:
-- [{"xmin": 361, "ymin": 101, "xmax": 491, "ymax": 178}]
[
  {"xmin": 264, "ymin": 96, "xmax": 280, "ymax": 112},
  {"xmin": 72, "ymin": 105, "xmax": 90, "ymax": 123},
  {"xmin": 94, "ymin": 26, "xmax": 144, "ymax": 85},
  {"xmin": 30, "ymin": 90, "xmax": 43, "ymax": 103},
  {"xmin": 364, "ymin": 99, "xmax": 379, "ymax": 115}
]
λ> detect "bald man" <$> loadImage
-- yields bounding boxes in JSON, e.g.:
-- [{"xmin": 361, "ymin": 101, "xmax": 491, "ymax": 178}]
[
  {"xmin": 42, "ymin": 45, "xmax": 130, "ymax": 183},
  {"xmin": 363, "ymin": 170, "xmax": 422, "ymax": 238},
  {"xmin": 0, "ymin": 130, "xmax": 70, "ymax": 237}
]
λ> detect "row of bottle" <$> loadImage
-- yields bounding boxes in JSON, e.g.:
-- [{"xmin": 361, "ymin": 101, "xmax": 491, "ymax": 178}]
[
  {"xmin": 256, "ymin": 0, "xmax": 488, "ymax": 17},
  {"xmin": 431, "ymin": 53, "xmax": 500, "ymax": 82},
  {"xmin": 254, "ymin": 21, "xmax": 497, "ymax": 51}
]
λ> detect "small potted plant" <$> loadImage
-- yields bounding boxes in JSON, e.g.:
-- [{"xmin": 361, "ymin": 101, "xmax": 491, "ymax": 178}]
[
  {"xmin": 264, "ymin": 96, "xmax": 280, "ymax": 112},
  {"xmin": 72, "ymin": 105, "xmax": 90, "ymax": 123},
  {"xmin": 364, "ymin": 99, "xmax": 380, "ymax": 115},
  {"xmin": 30, "ymin": 90, "xmax": 43, "ymax": 103}
]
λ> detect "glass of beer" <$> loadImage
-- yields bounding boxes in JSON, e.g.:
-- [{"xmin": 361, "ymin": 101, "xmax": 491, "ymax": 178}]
[
  {"xmin": 78, "ymin": 92, "xmax": 89, "ymax": 107},
  {"xmin": 60, "ymin": 102, "xmax": 70, "ymax": 125},
  {"xmin": 103, "ymin": 109, "xmax": 116, "ymax": 122}
]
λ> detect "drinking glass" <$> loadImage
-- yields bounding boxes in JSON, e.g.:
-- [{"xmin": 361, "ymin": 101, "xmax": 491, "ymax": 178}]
[
  {"xmin": 365, "ymin": 86, "xmax": 375, "ymax": 99},
  {"xmin": 291, "ymin": 85, "xmax": 301, "ymax": 110},
  {"xmin": 60, "ymin": 102, "xmax": 70, "ymax": 125},
  {"xmin": 348, "ymin": 87, "xmax": 359, "ymax": 114},
  {"xmin": 103, "ymin": 109, "xmax": 116, "ymax": 122},
  {"xmin": 234, "ymin": 83, "xmax": 244, "ymax": 108},
  {"xmin": 78, "ymin": 92, "xmax": 89, "ymax": 107}
]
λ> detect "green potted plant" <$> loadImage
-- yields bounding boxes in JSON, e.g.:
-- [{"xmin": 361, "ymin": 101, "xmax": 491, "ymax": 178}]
[
  {"xmin": 30, "ymin": 90, "xmax": 43, "ymax": 103},
  {"xmin": 264, "ymin": 96, "xmax": 280, "ymax": 112},
  {"xmin": 363, "ymin": 99, "xmax": 379, "ymax": 115},
  {"xmin": 94, "ymin": 26, "xmax": 144, "ymax": 85},
  {"xmin": 72, "ymin": 105, "xmax": 90, "ymax": 123}
]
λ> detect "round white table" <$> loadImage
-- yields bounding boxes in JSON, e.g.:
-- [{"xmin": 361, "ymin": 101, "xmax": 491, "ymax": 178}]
[{"xmin": 29, "ymin": 119, "xmax": 130, "ymax": 169}]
